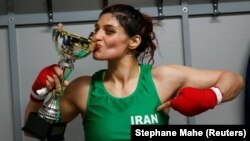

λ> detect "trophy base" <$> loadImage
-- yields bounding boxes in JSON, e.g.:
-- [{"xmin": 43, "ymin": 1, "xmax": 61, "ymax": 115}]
[{"xmin": 22, "ymin": 112, "xmax": 67, "ymax": 141}]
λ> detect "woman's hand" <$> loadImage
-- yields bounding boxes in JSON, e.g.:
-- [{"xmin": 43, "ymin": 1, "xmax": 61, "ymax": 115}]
[
  {"xmin": 30, "ymin": 64, "xmax": 68, "ymax": 102},
  {"xmin": 56, "ymin": 23, "xmax": 64, "ymax": 30},
  {"xmin": 157, "ymin": 87, "xmax": 222, "ymax": 117},
  {"xmin": 46, "ymin": 65, "xmax": 69, "ymax": 93}
]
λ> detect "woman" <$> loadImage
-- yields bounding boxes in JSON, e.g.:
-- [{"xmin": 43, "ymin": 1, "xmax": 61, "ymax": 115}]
[{"xmin": 24, "ymin": 4, "xmax": 244, "ymax": 141}]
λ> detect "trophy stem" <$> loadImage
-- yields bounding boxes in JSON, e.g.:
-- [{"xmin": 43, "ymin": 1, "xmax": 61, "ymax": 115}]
[
  {"xmin": 62, "ymin": 65, "xmax": 74, "ymax": 82},
  {"xmin": 38, "ymin": 95, "xmax": 62, "ymax": 123},
  {"xmin": 57, "ymin": 58, "xmax": 74, "ymax": 96}
]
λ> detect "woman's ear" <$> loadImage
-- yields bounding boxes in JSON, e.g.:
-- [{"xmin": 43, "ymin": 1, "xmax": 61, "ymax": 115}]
[{"xmin": 128, "ymin": 35, "xmax": 141, "ymax": 50}]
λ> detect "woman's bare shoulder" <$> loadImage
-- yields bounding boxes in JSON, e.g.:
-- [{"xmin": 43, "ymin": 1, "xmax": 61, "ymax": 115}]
[
  {"xmin": 61, "ymin": 75, "xmax": 92, "ymax": 112},
  {"xmin": 152, "ymin": 64, "xmax": 188, "ymax": 91},
  {"xmin": 152, "ymin": 64, "xmax": 186, "ymax": 79},
  {"xmin": 151, "ymin": 64, "xmax": 187, "ymax": 103},
  {"xmin": 65, "ymin": 75, "xmax": 92, "ymax": 96}
]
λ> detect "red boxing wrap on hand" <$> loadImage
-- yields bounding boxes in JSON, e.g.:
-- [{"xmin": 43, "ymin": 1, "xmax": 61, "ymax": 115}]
[
  {"xmin": 170, "ymin": 87, "xmax": 222, "ymax": 117},
  {"xmin": 30, "ymin": 64, "xmax": 58, "ymax": 102}
]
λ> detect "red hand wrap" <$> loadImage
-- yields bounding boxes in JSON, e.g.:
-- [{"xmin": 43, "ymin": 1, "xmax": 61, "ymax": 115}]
[
  {"xmin": 30, "ymin": 64, "xmax": 58, "ymax": 103},
  {"xmin": 170, "ymin": 87, "xmax": 222, "ymax": 117}
]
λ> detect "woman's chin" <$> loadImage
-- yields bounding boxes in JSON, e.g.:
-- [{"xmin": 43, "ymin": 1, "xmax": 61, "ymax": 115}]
[{"xmin": 92, "ymin": 55, "xmax": 105, "ymax": 60}]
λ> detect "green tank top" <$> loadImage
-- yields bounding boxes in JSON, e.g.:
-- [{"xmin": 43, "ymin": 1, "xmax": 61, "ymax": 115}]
[{"xmin": 83, "ymin": 64, "xmax": 169, "ymax": 141}]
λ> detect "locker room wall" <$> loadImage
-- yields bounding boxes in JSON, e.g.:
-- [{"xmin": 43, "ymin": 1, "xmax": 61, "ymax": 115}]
[{"xmin": 0, "ymin": 1, "xmax": 250, "ymax": 141}]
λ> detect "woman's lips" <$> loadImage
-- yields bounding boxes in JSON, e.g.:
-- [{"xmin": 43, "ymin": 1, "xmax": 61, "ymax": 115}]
[{"xmin": 94, "ymin": 44, "xmax": 101, "ymax": 50}]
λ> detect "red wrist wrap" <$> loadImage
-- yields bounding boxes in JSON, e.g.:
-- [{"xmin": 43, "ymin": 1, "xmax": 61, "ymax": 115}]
[
  {"xmin": 30, "ymin": 64, "xmax": 58, "ymax": 103},
  {"xmin": 170, "ymin": 87, "xmax": 221, "ymax": 117}
]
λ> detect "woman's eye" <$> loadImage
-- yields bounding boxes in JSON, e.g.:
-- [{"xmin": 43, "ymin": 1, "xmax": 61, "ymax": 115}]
[{"xmin": 105, "ymin": 29, "xmax": 115, "ymax": 35}]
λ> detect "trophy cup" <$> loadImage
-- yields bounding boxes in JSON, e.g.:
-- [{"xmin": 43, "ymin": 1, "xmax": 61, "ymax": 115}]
[{"xmin": 23, "ymin": 27, "xmax": 94, "ymax": 141}]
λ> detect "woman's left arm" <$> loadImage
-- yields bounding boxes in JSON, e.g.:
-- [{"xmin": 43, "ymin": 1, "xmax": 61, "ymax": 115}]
[
  {"xmin": 157, "ymin": 65, "xmax": 245, "ymax": 116},
  {"xmin": 171, "ymin": 65, "xmax": 245, "ymax": 102}
]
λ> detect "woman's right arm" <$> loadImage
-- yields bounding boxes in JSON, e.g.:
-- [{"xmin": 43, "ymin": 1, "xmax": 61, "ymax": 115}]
[
  {"xmin": 23, "ymin": 64, "xmax": 63, "ymax": 136},
  {"xmin": 24, "ymin": 64, "xmax": 91, "ymax": 131},
  {"xmin": 59, "ymin": 75, "xmax": 91, "ymax": 122}
]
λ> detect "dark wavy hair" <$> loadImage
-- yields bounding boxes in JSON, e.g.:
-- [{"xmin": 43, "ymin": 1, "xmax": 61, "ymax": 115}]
[{"xmin": 100, "ymin": 4, "xmax": 157, "ymax": 64}]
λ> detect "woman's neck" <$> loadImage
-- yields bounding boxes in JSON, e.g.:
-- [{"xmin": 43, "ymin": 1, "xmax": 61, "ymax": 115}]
[
  {"xmin": 103, "ymin": 58, "xmax": 141, "ymax": 98},
  {"xmin": 105, "ymin": 58, "xmax": 140, "ymax": 83}
]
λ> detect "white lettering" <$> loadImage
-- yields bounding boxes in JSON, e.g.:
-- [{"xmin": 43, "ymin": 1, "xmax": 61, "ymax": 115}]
[
  {"xmin": 144, "ymin": 115, "xmax": 151, "ymax": 124},
  {"xmin": 151, "ymin": 114, "xmax": 158, "ymax": 124},
  {"xmin": 131, "ymin": 114, "xmax": 159, "ymax": 125},
  {"xmin": 131, "ymin": 116, "xmax": 134, "ymax": 125},
  {"xmin": 135, "ymin": 116, "xmax": 143, "ymax": 125},
  {"xmin": 207, "ymin": 129, "xmax": 244, "ymax": 137},
  {"xmin": 180, "ymin": 129, "xmax": 203, "ymax": 136},
  {"xmin": 134, "ymin": 129, "xmax": 177, "ymax": 138}
]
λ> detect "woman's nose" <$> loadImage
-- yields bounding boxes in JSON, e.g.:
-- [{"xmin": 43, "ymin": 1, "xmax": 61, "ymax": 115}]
[
  {"xmin": 92, "ymin": 33, "xmax": 99, "ymax": 41},
  {"xmin": 91, "ymin": 30, "xmax": 102, "ymax": 41}
]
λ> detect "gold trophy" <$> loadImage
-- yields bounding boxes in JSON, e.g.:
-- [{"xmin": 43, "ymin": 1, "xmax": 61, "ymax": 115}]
[{"xmin": 23, "ymin": 25, "xmax": 94, "ymax": 141}]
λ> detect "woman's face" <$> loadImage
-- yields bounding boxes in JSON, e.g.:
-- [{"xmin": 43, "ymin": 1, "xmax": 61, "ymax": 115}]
[{"xmin": 92, "ymin": 13, "xmax": 131, "ymax": 61}]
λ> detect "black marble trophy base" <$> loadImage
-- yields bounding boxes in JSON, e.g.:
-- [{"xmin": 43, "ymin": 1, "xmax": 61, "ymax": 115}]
[{"xmin": 22, "ymin": 112, "xmax": 67, "ymax": 141}]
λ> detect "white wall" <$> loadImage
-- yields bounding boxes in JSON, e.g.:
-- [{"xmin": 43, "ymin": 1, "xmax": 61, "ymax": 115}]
[
  {"xmin": 0, "ymin": 28, "xmax": 14, "ymax": 141},
  {"xmin": 189, "ymin": 14, "xmax": 250, "ymax": 124}
]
